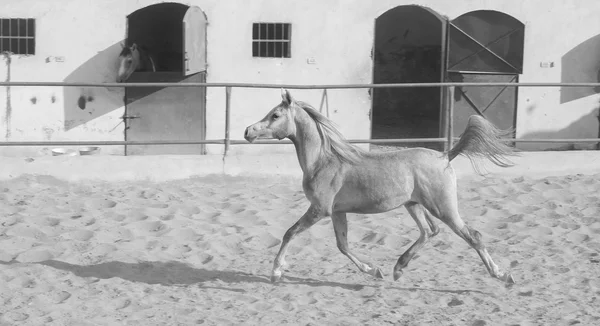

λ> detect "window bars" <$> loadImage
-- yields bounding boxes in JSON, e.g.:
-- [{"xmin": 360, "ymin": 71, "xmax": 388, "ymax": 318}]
[
  {"xmin": 0, "ymin": 18, "xmax": 36, "ymax": 55},
  {"xmin": 252, "ymin": 23, "xmax": 291, "ymax": 58}
]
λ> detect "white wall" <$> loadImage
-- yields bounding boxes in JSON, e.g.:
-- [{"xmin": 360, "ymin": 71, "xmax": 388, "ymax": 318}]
[
  {"xmin": 204, "ymin": 0, "xmax": 600, "ymax": 153},
  {"xmin": 0, "ymin": 0, "xmax": 126, "ymax": 156},
  {"xmin": 1, "ymin": 0, "xmax": 599, "ymax": 157}
]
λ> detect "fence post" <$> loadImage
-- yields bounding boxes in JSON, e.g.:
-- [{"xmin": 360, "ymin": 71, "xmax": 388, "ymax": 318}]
[
  {"xmin": 224, "ymin": 87, "xmax": 232, "ymax": 156},
  {"xmin": 446, "ymin": 86, "xmax": 455, "ymax": 151}
]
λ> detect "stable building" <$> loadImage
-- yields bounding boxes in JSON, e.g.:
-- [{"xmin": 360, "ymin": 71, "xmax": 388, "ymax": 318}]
[{"xmin": 0, "ymin": 0, "xmax": 598, "ymax": 156}]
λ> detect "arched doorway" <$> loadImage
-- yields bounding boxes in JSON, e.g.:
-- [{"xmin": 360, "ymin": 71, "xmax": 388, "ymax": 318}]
[
  {"xmin": 446, "ymin": 10, "xmax": 525, "ymax": 137},
  {"xmin": 126, "ymin": 3, "xmax": 207, "ymax": 74},
  {"xmin": 124, "ymin": 3, "xmax": 208, "ymax": 155},
  {"xmin": 371, "ymin": 6, "xmax": 447, "ymax": 151}
]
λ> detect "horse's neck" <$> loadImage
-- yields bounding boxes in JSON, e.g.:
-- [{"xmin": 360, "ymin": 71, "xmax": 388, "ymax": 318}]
[
  {"xmin": 290, "ymin": 110, "xmax": 325, "ymax": 176},
  {"xmin": 137, "ymin": 48, "xmax": 156, "ymax": 72}
]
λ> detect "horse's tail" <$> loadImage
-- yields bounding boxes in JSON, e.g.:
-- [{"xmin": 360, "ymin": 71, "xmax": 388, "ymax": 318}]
[{"xmin": 446, "ymin": 115, "xmax": 518, "ymax": 174}]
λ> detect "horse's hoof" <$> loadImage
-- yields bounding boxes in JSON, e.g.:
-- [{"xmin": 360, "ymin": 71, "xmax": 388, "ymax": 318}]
[
  {"xmin": 365, "ymin": 265, "xmax": 384, "ymax": 279},
  {"xmin": 271, "ymin": 270, "xmax": 283, "ymax": 283},
  {"xmin": 372, "ymin": 268, "xmax": 384, "ymax": 279},
  {"xmin": 503, "ymin": 272, "xmax": 515, "ymax": 285},
  {"xmin": 393, "ymin": 270, "xmax": 403, "ymax": 281}
]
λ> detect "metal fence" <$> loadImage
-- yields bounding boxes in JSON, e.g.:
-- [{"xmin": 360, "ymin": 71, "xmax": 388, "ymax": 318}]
[{"xmin": 1, "ymin": 81, "xmax": 600, "ymax": 155}]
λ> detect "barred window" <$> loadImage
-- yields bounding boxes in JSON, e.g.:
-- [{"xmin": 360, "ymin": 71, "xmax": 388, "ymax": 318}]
[
  {"xmin": 0, "ymin": 18, "xmax": 35, "ymax": 55},
  {"xmin": 252, "ymin": 23, "xmax": 291, "ymax": 58}
]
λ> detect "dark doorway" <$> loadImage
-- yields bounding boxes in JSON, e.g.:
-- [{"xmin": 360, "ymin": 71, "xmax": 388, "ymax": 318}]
[
  {"xmin": 371, "ymin": 6, "xmax": 446, "ymax": 151},
  {"xmin": 127, "ymin": 2, "xmax": 188, "ymax": 72}
]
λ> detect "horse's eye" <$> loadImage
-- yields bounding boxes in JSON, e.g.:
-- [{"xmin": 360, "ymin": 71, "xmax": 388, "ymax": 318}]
[{"xmin": 272, "ymin": 114, "xmax": 280, "ymax": 120}]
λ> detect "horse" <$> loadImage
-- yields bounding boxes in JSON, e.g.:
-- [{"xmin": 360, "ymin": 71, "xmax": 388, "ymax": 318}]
[
  {"xmin": 116, "ymin": 43, "xmax": 156, "ymax": 83},
  {"xmin": 244, "ymin": 89, "xmax": 519, "ymax": 285}
]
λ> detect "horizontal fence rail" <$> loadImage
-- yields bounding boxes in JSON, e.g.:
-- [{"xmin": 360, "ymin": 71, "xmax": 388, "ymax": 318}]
[
  {"xmin": 2, "ymin": 81, "xmax": 600, "ymax": 88},
  {"xmin": 1, "ymin": 81, "xmax": 600, "ymax": 152},
  {"xmin": 3, "ymin": 138, "xmax": 600, "ymax": 147}
]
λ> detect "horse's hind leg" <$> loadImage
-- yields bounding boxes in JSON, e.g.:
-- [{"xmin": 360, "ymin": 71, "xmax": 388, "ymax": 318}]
[
  {"xmin": 451, "ymin": 220, "xmax": 515, "ymax": 284},
  {"xmin": 436, "ymin": 205, "xmax": 515, "ymax": 284},
  {"xmin": 393, "ymin": 203, "xmax": 436, "ymax": 281},
  {"xmin": 424, "ymin": 208, "xmax": 440, "ymax": 236},
  {"xmin": 332, "ymin": 212, "xmax": 384, "ymax": 279}
]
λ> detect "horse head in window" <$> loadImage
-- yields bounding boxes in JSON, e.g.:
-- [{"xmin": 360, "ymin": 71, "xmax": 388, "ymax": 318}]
[{"xmin": 116, "ymin": 43, "xmax": 157, "ymax": 82}]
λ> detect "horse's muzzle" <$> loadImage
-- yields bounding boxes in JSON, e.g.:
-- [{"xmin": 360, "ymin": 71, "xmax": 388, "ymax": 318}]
[{"xmin": 244, "ymin": 127, "xmax": 256, "ymax": 143}]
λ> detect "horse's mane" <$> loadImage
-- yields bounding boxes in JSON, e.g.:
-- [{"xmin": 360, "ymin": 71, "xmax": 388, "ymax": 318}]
[
  {"xmin": 118, "ymin": 45, "xmax": 150, "ymax": 57},
  {"xmin": 296, "ymin": 101, "xmax": 365, "ymax": 165}
]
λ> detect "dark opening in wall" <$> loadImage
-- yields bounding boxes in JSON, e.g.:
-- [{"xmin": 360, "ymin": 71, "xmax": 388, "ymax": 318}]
[
  {"xmin": 372, "ymin": 6, "xmax": 445, "ymax": 151},
  {"xmin": 127, "ymin": 3, "xmax": 188, "ymax": 72}
]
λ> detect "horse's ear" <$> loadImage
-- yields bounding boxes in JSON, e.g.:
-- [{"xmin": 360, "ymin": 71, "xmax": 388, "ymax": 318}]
[
  {"xmin": 281, "ymin": 88, "xmax": 293, "ymax": 105},
  {"xmin": 131, "ymin": 43, "xmax": 138, "ymax": 51}
]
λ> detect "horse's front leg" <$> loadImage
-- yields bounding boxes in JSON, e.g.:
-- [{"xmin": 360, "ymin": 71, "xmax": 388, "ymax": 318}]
[
  {"xmin": 271, "ymin": 205, "xmax": 324, "ymax": 283},
  {"xmin": 332, "ymin": 212, "xmax": 384, "ymax": 279}
]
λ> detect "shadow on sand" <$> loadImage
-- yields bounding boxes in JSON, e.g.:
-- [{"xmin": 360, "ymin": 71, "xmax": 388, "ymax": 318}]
[
  {"xmin": 1, "ymin": 259, "xmax": 493, "ymax": 296},
  {"xmin": 283, "ymin": 275, "xmax": 495, "ymax": 296},
  {"xmin": 35, "ymin": 260, "xmax": 270, "ymax": 293}
]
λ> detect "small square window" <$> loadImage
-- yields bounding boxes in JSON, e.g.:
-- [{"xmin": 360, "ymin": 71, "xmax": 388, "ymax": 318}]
[
  {"xmin": 0, "ymin": 18, "xmax": 35, "ymax": 55},
  {"xmin": 252, "ymin": 23, "xmax": 291, "ymax": 58}
]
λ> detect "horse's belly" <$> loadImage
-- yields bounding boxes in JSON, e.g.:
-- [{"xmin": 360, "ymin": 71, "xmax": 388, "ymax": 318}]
[
  {"xmin": 334, "ymin": 188, "xmax": 409, "ymax": 214},
  {"xmin": 337, "ymin": 201, "xmax": 404, "ymax": 214}
]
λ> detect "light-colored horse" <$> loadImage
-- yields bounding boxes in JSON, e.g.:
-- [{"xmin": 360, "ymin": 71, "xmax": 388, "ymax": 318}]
[
  {"xmin": 116, "ymin": 43, "xmax": 156, "ymax": 83},
  {"xmin": 244, "ymin": 89, "xmax": 518, "ymax": 285}
]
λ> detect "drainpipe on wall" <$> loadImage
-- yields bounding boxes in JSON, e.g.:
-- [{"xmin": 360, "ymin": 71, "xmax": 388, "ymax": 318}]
[
  {"xmin": 596, "ymin": 108, "xmax": 600, "ymax": 150},
  {"xmin": 2, "ymin": 51, "xmax": 12, "ymax": 140}
]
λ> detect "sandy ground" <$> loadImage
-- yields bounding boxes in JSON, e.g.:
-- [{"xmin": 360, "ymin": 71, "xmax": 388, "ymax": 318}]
[{"xmin": 1, "ymin": 171, "xmax": 600, "ymax": 325}]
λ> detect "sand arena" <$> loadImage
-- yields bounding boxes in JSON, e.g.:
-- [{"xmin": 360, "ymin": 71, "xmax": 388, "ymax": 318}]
[{"xmin": 0, "ymin": 152, "xmax": 599, "ymax": 325}]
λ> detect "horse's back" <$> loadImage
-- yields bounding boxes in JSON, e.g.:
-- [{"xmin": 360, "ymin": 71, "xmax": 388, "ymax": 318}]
[{"xmin": 365, "ymin": 147, "xmax": 449, "ymax": 171}]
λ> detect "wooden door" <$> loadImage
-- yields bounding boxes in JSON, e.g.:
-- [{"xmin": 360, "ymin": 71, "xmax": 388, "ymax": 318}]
[
  {"xmin": 124, "ymin": 72, "xmax": 207, "ymax": 155},
  {"xmin": 183, "ymin": 6, "xmax": 207, "ymax": 75},
  {"xmin": 446, "ymin": 10, "xmax": 524, "ymax": 137}
]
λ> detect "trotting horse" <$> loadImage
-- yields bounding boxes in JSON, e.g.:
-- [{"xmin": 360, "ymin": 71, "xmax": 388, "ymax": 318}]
[
  {"xmin": 116, "ymin": 43, "xmax": 156, "ymax": 83},
  {"xmin": 244, "ymin": 89, "xmax": 518, "ymax": 284}
]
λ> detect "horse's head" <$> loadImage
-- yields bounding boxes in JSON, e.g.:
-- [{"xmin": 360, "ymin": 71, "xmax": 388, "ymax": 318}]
[
  {"xmin": 244, "ymin": 89, "xmax": 298, "ymax": 143},
  {"xmin": 116, "ymin": 43, "xmax": 141, "ymax": 83}
]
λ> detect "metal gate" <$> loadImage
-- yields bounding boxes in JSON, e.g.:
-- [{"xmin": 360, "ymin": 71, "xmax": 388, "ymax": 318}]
[
  {"xmin": 446, "ymin": 10, "xmax": 525, "ymax": 137},
  {"xmin": 124, "ymin": 72, "xmax": 207, "ymax": 155}
]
